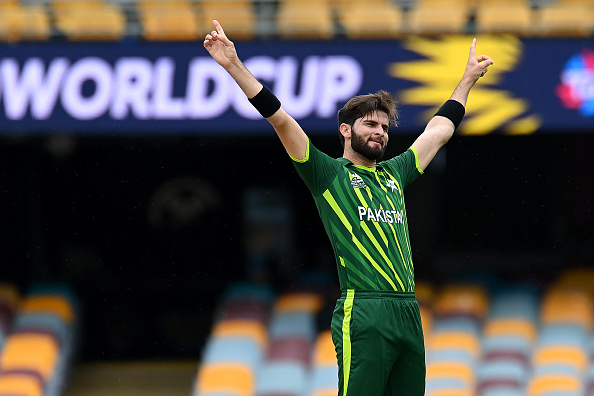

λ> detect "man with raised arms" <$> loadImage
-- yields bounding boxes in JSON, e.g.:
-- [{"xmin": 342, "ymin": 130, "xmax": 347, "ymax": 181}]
[{"xmin": 204, "ymin": 20, "xmax": 493, "ymax": 396}]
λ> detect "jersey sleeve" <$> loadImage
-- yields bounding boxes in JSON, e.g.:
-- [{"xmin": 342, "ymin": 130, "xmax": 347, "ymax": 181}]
[
  {"xmin": 290, "ymin": 139, "xmax": 341, "ymax": 197},
  {"xmin": 382, "ymin": 146, "xmax": 424, "ymax": 188}
]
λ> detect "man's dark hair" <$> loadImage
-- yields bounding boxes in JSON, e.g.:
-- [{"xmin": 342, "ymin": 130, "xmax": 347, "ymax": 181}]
[{"xmin": 337, "ymin": 90, "xmax": 399, "ymax": 146}]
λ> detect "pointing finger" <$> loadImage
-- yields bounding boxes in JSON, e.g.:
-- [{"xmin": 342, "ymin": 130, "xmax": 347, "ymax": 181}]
[
  {"xmin": 213, "ymin": 20, "xmax": 233, "ymax": 46},
  {"xmin": 469, "ymin": 38, "xmax": 477, "ymax": 58}
]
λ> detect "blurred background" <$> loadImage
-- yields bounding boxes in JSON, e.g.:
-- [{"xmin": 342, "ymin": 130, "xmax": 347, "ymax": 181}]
[{"xmin": 0, "ymin": 0, "xmax": 593, "ymax": 395}]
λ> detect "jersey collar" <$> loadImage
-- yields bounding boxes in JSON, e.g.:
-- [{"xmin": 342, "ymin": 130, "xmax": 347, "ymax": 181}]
[{"xmin": 338, "ymin": 157, "xmax": 383, "ymax": 172}]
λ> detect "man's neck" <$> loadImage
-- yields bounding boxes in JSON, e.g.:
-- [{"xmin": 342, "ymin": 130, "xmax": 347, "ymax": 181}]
[{"xmin": 343, "ymin": 149, "xmax": 377, "ymax": 168}]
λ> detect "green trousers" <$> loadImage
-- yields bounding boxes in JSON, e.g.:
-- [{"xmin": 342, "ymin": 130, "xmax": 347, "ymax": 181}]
[{"xmin": 331, "ymin": 290, "xmax": 426, "ymax": 396}]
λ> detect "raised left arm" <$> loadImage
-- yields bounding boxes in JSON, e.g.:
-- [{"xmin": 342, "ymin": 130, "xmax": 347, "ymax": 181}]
[{"xmin": 412, "ymin": 38, "xmax": 494, "ymax": 171}]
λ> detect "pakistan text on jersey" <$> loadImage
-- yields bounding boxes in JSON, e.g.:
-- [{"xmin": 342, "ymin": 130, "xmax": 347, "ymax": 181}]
[{"xmin": 357, "ymin": 206, "xmax": 404, "ymax": 224}]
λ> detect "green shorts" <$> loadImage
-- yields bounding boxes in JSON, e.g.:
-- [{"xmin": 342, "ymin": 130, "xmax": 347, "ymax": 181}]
[{"xmin": 331, "ymin": 289, "xmax": 426, "ymax": 396}]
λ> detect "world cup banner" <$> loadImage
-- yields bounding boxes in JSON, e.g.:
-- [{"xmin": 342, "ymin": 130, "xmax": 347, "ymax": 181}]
[{"xmin": 0, "ymin": 37, "xmax": 592, "ymax": 135}]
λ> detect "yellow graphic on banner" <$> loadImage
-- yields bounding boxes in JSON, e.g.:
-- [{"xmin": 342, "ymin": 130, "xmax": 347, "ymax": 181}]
[{"xmin": 389, "ymin": 35, "xmax": 541, "ymax": 135}]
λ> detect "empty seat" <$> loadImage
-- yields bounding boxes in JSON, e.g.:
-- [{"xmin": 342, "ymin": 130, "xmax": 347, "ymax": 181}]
[
  {"xmin": 52, "ymin": 0, "xmax": 125, "ymax": 40},
  {"xmin": 336, "ymin": 0, "xmax": 403, "ymax": 38},
  {"xmin": 0, "ymin": 373, "xmax": 43, "ymax": 396},
  {"xmin": 12, "ymin": 313, "xmax": 69, "ymax": 348},
  {"xmin": 276, "ymin": 0, "xmax": 334, "ymax": 39},
  {"xmin": 474, "ymin": 1, "xmax": 534, "ymax": 35},
  {"xmin": 195, "ymin": 362, "xmax": 254, "ymax": 396},
  {"xmin": 138, "ymin": 0, "xmax": 200, "ymax": 41},
  {"xmin": 312, "ymin": 330, "xmax": 336, "ymax": 367},
  {"xmin": 428, "ymin": 332, "xmax": 481, "ymax": 360},
  {"xmin": 212, "ymin": 319, "xmax": 268, "ymax": 350},
  {"xmin": 202, "ymin": 337, "xmax": 263, "ymax": 369},
  {"xmin": 19, "ymin": 295, "xmax": 74, "ymax": 325},
  {"xmin": 552, "ymin": 267, "xmax": 594, "ymax": 297},
  {"xmin": 477, "ymin": 360, "xmax": 529, "ymax": 394},
  {"xmin": 406, "ymin": 0, "xmax": 470, "ymax": 34},
  {"xmin": 489, "ymin": 284, "xmax": 540, "ymax": 323},
  {"xmin": 266, "ymin": 337, "xmax": 311, "ymax": 366},
  {"xmin": 538, "ymin": 323, "xmax": 587, "ymax": 348},
  {"xmin": 526, "ymin": 373, "xmax": 583, "ymax": 396},
  {"xmin": 484, "ymin": 317, "xmax": 537, "ymax": 344},
  {"xmin": 0, "ymin": 2, "xmax": 50, "ymax": 41},
  {"xmin": 540, "ymin": 289, "xmax": 593, "ymax": 330},
  {"xmin": 274, "ymin": 292, "xmax": 324, "ymax": 313},
  {"xmin": 481, "ymin": 335, "xmax": 532, "ymax": 367},
  {"xmin": 535, "ymin": 3, "xmax": 594, "ymax": 36},
  {"xmin": 268, "ymin": 312, "xmax": 316, "ymax": 343},
  {"xmin": 199, "ymin": 1, "xmax": 256, "ymax": 39},
  {"xmin": 0, "ymin": 333, "xmax": 59, "ymax": 383},
  {"xmin": 532, "ymin": 345, "xmax": 588, "ymax": 373},
  {"xmin": 433, "ymin": 283, "xmax": 489, "ymax": 322},
  {"xmin": 255, "ymin": 361, "xmax": 307, "ymax": 396},
  {"xmin": 426, "ymin": 361, "xmax": 474, "ymax": 385},
  {"xmin": 217, "ymin": 299, "xmax": 271, "ymax": 324}
]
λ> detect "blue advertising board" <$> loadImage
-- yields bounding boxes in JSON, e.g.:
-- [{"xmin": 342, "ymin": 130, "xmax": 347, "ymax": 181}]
[{"xmin": 0, "ymin": 36, "xmax": 592, "ymax": 135}]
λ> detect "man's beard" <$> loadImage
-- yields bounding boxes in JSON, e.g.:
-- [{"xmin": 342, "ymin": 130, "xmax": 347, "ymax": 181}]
[{"xmin": 351, "ymin": 127, "xmax": 386, "ymax": 161}]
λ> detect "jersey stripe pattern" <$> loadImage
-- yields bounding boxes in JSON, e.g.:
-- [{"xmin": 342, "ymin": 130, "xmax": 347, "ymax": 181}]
[{"xmin": 292, "ymin": 139, "xmax": 423, "ymax": 292}]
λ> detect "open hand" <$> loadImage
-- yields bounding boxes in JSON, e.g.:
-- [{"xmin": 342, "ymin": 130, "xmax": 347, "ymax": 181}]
[{"xmin": 203, "ymin": 20, "xmax": 237, "ymax": 69}]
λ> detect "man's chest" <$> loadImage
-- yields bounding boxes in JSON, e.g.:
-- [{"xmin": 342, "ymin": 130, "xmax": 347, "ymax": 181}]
[{"xmin": 344, "ymin": 169, "xmax": 405, "ymax": 215}]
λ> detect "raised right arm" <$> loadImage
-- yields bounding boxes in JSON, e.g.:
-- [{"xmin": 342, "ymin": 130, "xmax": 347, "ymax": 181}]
[{"xmin": 203, "ymin": 20, "xmax": 308, "ymax": 160}]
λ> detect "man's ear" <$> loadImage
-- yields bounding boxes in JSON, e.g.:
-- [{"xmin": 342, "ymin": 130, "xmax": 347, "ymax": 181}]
[{"xmin": 339, "ymin": 123, "xmax": 351, "ymax": 140}]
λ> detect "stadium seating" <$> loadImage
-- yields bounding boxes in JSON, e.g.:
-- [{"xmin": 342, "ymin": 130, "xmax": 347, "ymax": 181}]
[
  {"xmin": 0, "ymin": 282, "xmax": 79, "ymax": 396},
  {"xmin": 0, "ymin": 1, "xmax": 50, "ymax": 41},
  {"xmin": 336, "ymin": 0, "xmax": 404, "ymax": 38},
  {"xmin": 192, "ymin": 282, "xmax": 274, "ymax": 396},
  {"xmin": 52, "ymin": 0, "xmax": 126, "ymax": 40},
  {"xmin": 189, "ymin": 268, "xmax": 594, "ymax": 396},
  {"xmin": 534, "ymin": 1, "xmax": 594, "ymax": 37},
  {"xmin": 308, "ymin": 330, "xmax": 338, "ymax": 396},
  {"xmin": 0, "ymin": 0, "xmax": 593, "ymax": 40},
  {"xmin": 276, "ymin": 0, "xmax": 334, "ymax": 39},
  {"xmin": 198, "ymin": 0, "xmax": 256, "ymax": 39},
  {"xmin": 406, "ymin": 0, "xmax": 471, "ymax": 34},
  {"xmin": 137, "ymin": 0, "xmax": 200, "ymax": 41},
  {"xmin": 474, "ymin": 0, "xmax": 534, "ymax": 35},
  {"xmin": 7, "ymin": 266, "xmax": 594, "ymax": 396}
]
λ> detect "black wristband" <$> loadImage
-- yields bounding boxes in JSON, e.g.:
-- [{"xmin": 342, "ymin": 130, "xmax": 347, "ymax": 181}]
[
  {"xmin": 435, "ymin": 100, "xmax": 465, "ymax": 130},
  {"xmin": 248, "ymin": 85, "xmax": 281, "ymax": 118}
]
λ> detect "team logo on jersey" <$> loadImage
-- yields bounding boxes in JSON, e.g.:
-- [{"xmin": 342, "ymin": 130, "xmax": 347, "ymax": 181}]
[
  {"xmin": 351, "ymin": 174, "xmax": 367, "ymax": 189},
  {"xmin": 386, "ymin": 179, "xmax": 398, "ymax": 192}
]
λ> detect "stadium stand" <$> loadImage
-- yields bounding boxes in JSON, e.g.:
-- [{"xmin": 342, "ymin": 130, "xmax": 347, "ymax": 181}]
[
  {"xmin": 198, "ymin": 0, "xmax": 256, "ymax": 39},
  {"xmin": 474, "ymin": 0, "xmax": 534, "ymax": 35},
  {"xmin": 0, "ymin": 282, "xmax": 78, "ymax": 396},
  {"xmin": 534, "ymin": 1, "xmax": 594, "ymax": 37},
  {"xmin": 275, "ymin": 0, "xmax": 334, "ymax": 39},
  {"xmin": 336, "ymin": 0, "xmax": 404, "ymax": 38},
  {"xmin": 190, "ymin": 267, "xmax": 594, "ymax": 396},
  {"xmin": 0, "ymin": 0, "xmax": 591, "ymax": 40},
  {"xmin": 193, "ymin": 282, "xmax": 273, "ymax": 396},
  {"xmin": 0, "ymin": 0, "xmax": 50, "ymax": 41},
  {"xmin": 52, "ymin": 0, "xmax": 126, "ymax": 40},
  {"xmin": 137, "ymin": 0, "xmax": 201, "ymax": 40},
  {"xmin": 406, "ymin": 0, "xmax": 472, "ymax": 35}
]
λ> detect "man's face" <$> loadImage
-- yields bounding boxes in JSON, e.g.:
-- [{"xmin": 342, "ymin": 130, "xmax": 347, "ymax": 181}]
[{"xmin": 350, "ymin": 111, "xmax": 390, "ymax": 161}]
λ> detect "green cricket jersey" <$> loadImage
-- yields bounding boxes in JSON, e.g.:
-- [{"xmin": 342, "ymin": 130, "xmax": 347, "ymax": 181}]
[{"xmin": 291, "ymin": 139, "xmax": 423, "ymax": 292}]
